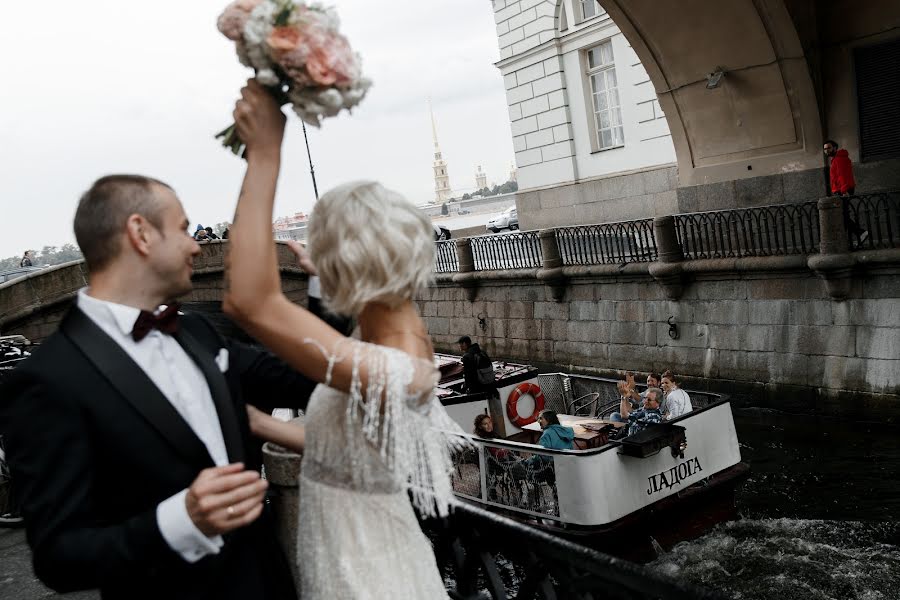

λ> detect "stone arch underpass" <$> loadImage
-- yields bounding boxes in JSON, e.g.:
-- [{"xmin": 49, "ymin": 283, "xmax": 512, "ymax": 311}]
[{"xmin": 497, "ymin": 0, "xmax": 900, "ymax": 222}]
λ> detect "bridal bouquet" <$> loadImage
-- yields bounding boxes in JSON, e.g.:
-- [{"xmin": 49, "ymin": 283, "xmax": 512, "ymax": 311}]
[{"xmin": 216, "ymin": 0, "xmax": 372, "ymax": 155}]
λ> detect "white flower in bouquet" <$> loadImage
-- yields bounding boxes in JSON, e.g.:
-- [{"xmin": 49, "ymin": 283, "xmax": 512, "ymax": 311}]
[{"xmin": 215, "ymin": 0, "xmax": 372, "ymax": 155}]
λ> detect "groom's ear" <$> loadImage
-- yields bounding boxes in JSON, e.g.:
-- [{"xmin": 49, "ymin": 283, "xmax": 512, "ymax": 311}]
[{"xmin": 124, "ymin": 214, "xmax": 153, "ymax": 258}]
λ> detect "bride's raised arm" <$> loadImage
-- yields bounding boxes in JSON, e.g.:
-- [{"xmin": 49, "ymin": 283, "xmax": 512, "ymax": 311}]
[{"xmin": 222, "ymin": 80, "xmax": 430, "ymax": 399}]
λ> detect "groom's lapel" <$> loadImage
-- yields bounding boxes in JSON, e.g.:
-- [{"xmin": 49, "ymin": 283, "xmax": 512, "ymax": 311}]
[
  {"xmin": 61, "ymin": 308, "xmax": 215, "ymax": 469},
  {"xmin": 174, "ymin": 328, "xmax": 245, "ymax": 464}
]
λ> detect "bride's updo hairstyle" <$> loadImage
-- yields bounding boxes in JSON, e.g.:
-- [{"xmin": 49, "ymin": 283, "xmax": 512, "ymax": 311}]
[{"xmin": 308, "ymin": 181, "xmax": 435, "ymax": 317}]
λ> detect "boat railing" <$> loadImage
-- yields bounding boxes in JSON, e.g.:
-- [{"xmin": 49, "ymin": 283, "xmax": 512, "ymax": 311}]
[
  {"xmin": 537, "ymin": 372, "xmax": 726, "ymax": 419},
  {"xmin": 452, "ymin": 433, "xmax": 567, "ymax": 520}
]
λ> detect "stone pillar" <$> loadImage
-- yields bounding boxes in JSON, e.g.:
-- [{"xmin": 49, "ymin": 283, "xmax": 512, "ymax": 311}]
[
  {"xmin": 536, "ymin": 228, "xmax": 567, "ymax": 301},
  {"xmin": 453, "ymin": 238, "xmax": 478, "ymax": 301},
  {"xmin": 455, "ymin": 238, "xmax": 475, "ymax": 274},
  {"xmin": 648, "ymin": 216, "xmax": 685, "ymax": 299},
  {"xmin": 262, "ymin": 423, "xmax": 304, "ymax": 589},
  {"xmin": 808, "ymin": 197, "xmax": 854, "ymax": 299},
  {"xmin": 817, "ymin": 196, "xmax": 850, "ymax": 255}
]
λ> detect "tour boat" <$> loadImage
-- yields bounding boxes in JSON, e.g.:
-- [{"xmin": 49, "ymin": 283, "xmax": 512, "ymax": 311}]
[{"xmin": 435, "ymin": 354, "xmax": 749, "ymax": 560}]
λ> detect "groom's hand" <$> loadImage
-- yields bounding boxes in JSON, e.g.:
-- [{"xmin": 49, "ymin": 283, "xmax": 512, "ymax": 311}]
[
  {"xmin": 234, "ymin": 79, "xmax": 285, "ymax": 162},
  {"xmin": 185, "ymin": 463, "xmax": 268, "ymax": 536},
  {"xmin": 286, "ymin": 240, "xmax": 317, "ymax": 276}
]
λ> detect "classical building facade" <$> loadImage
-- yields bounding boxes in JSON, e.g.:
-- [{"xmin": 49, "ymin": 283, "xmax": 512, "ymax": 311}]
[
  {"xmin": 498, "ymin": 1, "xmax": 675, "ymax": 193},
  {"xmin": 493, "ymin": 0, "xmax": 900, "ymax": 230}
]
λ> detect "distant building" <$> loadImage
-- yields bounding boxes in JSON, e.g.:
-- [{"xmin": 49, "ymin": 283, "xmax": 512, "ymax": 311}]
[
  {"xmin": 430, "ymin": 101, "xmax": 453, "ymax": 203},
  {"xmin": 475, "ymin": 165, "xmax": 488, "ymax": 190},
  {"xmin": 508, "ymin": 163, "xmax": 517, "ymax": 183},
  {"xmin": 272, "ymin": 211, "xmax": 309, "ymax": 242}
]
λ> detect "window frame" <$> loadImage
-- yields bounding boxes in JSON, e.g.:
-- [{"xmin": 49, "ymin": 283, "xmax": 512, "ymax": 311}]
[
  {"xmin": 582, "ymin": 40, "xmax": 625, "ymax": 152},
  {"xmin": 577, "ymin": 0, "xmax": 606, "ymax": 24}
]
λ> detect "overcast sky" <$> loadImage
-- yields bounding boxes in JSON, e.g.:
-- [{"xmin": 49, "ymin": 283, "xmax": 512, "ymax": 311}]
[{"xmin": 0, "ymin": 0, "xmax": 513, "ymax": 260}]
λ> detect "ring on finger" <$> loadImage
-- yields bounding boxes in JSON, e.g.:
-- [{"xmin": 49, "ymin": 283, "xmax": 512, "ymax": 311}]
[{"xmin": 227, "ymin": 505, "xmax": 236, "ymax": 517}]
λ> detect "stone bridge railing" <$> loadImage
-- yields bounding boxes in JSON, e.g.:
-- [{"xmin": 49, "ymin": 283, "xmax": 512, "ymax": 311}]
[
  {"xmin": 435, "ymin": 192, "xmax": 900, "ymax": 302},
  {"xmin": 0, "ymin": 241, "xmax": 310, "ymax": 340}
]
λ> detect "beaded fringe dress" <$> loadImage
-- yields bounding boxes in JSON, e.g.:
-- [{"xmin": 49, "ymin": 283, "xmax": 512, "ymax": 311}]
[{"xmin": 297, "ymin": 339, "xmax": 465, "ymax": 599}]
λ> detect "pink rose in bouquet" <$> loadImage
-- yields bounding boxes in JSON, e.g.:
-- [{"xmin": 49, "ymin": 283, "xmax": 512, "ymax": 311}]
[{"xmin": 305, "ymin": 32, "xmax": 359, "ymax": 87}]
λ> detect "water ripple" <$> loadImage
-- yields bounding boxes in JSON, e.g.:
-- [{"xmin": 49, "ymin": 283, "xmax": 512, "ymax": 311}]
[{"xmin": 650, "ymin": 519, "xmax": 900, "ymax": 600}]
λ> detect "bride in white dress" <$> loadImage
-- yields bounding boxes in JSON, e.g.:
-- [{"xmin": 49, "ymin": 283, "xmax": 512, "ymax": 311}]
[{"xmin": 224, "ymin": 80, "xmax": 461, "ymax": 598}]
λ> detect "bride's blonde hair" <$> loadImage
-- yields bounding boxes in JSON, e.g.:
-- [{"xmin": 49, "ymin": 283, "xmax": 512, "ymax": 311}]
[{"xmin": 308, "ymin": 181, "xmax": 435, "ymax": 317}]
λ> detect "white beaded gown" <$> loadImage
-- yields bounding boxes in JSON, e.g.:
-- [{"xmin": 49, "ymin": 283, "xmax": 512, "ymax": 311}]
[{"xmin": 296, "ymin": 339, "xmax": 462, "ymax": 599}]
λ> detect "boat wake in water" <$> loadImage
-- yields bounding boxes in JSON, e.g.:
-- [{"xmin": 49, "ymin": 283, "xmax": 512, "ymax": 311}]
[{"xmin": 651, "ymin": 518, "xmax": 900, "ymax": 599}]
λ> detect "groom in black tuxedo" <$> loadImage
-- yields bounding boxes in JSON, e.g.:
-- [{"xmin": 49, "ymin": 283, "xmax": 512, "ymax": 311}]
[{"xmin": 0, "ymin": 175, "xmax": 324, "ymax": 599}]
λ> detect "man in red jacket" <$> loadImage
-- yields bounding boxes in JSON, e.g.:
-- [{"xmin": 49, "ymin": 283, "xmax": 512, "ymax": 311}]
[{"xmin": 824, "ymin": 139, "xmax": 868, "ymax": 246}]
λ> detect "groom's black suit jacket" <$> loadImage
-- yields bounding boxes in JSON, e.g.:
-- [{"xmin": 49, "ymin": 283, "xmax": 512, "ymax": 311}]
[{"xmin": 0, "ymin": 307, "xmax": 319, "ymax": 600}]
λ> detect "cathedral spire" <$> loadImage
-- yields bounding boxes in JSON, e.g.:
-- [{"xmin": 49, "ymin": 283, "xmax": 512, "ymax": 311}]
[
  {"xmin": 429, "ymin": 98, "xmax": 440, "ymax": 154},
  {"xmin": 429, "ymin": 99, "xmax": 452, "ymax": 203}
]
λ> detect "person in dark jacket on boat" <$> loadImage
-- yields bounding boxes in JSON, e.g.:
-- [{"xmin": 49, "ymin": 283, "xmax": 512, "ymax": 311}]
[
  {"xmin": 625, "ymin": 388, "xmax": 664, "ymax": 437},
  {"xmin": 458, "ymin": 335, "xmax": 494, "ymax": 393}
]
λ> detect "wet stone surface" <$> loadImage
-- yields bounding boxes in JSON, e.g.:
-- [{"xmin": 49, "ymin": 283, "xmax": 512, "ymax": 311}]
[{"xmin": 0, "ymin": 528, "xmax": 97, "ymax": 600}]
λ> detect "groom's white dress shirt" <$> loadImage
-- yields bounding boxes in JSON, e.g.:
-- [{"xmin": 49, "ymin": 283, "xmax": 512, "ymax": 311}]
[{"xmin": 77, "ymin": 289, "xmax": 226, "ymax": 562}]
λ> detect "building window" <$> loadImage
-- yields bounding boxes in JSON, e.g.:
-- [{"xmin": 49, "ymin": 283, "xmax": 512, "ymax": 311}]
[
  {"xmin": 855, "ymin": 38, "xmax": 900, "ymax": 162},
  {"xmin": 580, "ymin": 0, "xmax": 605, "ymax": 21},
  {"xmin": 586, "ymin": 41, "xmax": 624, "ymax": 150}
]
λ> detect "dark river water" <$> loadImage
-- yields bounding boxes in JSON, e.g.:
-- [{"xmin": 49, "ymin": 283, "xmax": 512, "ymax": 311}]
[{"xmin": 649, "ymin": 406, "xmax": 900, "ymax": 599}]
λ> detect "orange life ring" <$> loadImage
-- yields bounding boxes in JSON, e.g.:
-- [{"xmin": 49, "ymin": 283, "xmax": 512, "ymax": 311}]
[{"xmin": 506, "ymin": 382, "xmax": 545, "ymax": 428}]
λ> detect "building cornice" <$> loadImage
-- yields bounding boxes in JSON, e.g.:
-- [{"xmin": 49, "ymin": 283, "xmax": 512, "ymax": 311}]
[{"xmin": 493, "ymin": 15, "xmax": 617, "ymax": 73}]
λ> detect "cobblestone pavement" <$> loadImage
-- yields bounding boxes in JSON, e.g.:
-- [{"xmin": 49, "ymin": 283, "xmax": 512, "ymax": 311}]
[{"xmin": 0, "ymin": 528, "xmax": 98, "ymax": 600}]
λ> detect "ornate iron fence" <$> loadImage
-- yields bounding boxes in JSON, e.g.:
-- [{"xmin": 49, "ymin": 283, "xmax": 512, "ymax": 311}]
[
  {"xmin": 471, "ymin": 231, "xmax": 543, "ymax": 271},
  {"xmin": 846, "ymin": 190, "xmax": 900, "ymax": 251},
  {"xmin": 435, "ymin": 240, "xmax": 460, "ymax": 273},
  {"xmin": 674, "ymin": 201, "xmax": 820, "ymax": 259},
  {"xmin": 424, "ymin": 501, "xmax": 724, "ymax": 600},
  {"xmin": 556, "ymin": 219, "xmax": 658, "ymax": 265}
]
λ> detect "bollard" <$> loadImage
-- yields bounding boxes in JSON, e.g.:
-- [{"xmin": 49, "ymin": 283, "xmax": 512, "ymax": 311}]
[
  {"xmin": 455, "ymin": 237, "xmax": 475, "ymax": 273},
  {"xmin": 648, "ymin": 216, "xmax": 685, "ymax": 299},
  {"xmin": 536, "ymin": 228, "xmax": 567, "ymax": 301},
  {"xmin": 262, "ymin": 418, "xmax": 304, "ymax": 589},
  {"xmin": 817, "ymin": 196, "xmax": 850, "ymax": 255},
  {"xmin": 453, "ymin": 237, "xmax": 479, "ymax": 301},
  {"xmin": 808, "ymin": 197, "xmax": 854, "ymax": 299}
]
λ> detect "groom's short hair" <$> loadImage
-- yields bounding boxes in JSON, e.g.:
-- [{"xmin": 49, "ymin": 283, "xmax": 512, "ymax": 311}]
[{"xmin": 74, "ymin": 175, "xmax": 172, "ymax": 272}]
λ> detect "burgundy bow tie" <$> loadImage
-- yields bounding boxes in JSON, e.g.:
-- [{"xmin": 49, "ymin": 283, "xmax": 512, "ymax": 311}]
[{"xmin": 131, "ymin": 303, "xmax": 181, "ymax": 342}]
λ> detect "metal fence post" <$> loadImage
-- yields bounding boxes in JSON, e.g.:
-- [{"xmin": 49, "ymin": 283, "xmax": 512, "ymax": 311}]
[
  {"xmin": 808, "ymin": 197, "xmax": 854, "ymax": 299},
  {"xmin": 537, "ymin": 228, "xmax": 568, "ymax": 301},
  {"xmin": 648, "ymin": 216, "xmax": 685, "ymax": 299}
]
